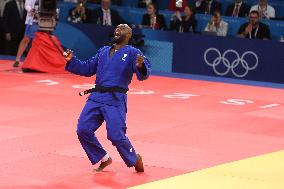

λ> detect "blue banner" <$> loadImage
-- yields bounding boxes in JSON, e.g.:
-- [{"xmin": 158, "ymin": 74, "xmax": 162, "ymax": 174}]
[{"xmin": 171, "ymin": 33, "xmax": 284, "ymax": 83}]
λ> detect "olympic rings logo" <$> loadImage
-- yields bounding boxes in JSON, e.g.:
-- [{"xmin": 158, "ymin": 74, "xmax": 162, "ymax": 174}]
[{"xmin": 204, "ymin": 48, "xmax": 259, "ymax": 78}]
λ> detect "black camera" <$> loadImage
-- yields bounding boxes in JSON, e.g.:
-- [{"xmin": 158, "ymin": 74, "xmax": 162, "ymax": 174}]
[
  {"xmin": 38, "ymin": 0, "xmax": 58, "ymax": 32},
  {"xmin": 40, "ymin": 0, "xmax": 56, "ymax": 13}
]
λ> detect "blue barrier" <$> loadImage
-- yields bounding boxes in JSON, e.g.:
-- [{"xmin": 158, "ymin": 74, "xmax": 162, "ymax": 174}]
[{"xmin": 54, "ymin": 22, "xmax": 284, "ymax": 84}]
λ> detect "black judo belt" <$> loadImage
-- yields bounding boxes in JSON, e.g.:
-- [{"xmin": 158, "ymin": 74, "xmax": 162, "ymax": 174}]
[{"xmin": 79, "ymin": 86, "xmax": 128, "ymax": 96}]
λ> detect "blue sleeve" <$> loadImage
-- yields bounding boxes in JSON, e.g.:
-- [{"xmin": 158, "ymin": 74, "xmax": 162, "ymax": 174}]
[
  {"xmin": 132, "ymin": 49, "xmax": 151, "ymax": 81},
  {"xmin": 65, "ymin": 53, "xmax": 99, "ymax": 77}
]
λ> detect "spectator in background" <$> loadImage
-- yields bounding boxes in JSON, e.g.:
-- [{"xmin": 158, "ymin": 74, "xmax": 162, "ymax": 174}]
[
  {"xmin": 237, "ymin": 10, "xmax": 271, "ymax": 40},
  {"xmin": 250, "ymin": 0, "xmax": 275, "ymax": 19},
  {"xmin": 204, "ymin": 11, "xmax": 228, "ymax": 36},
  {"xmin": 170, "ymin": 5, "xmax": 197, "ymax": 33},
  {"xmin": 168, "ymin": 0, "xmax": 187, "ymax": 11},
  {"xmin": 141, "ymin": 3, "xmax": 167, "ymax": 30},
  {"xmin": 225, "ymin": 0, "xmax": 250, "ymax": 17},
  {"xmin": 0, "ymin": 0, "xmax": 10, "ymax": 54},
  {"xmin": 67, "ymin": 0, "xmax": 91, "ymax": 23},
  {"xmin": 138, "ymin": 0, "xmax": 156, "ymax": 8},
  {"xmin": 13, "ymin": 0, "xmax": 39, "ymax": 67},
  {"xmin": 195, "ymin": 0, "xmax": 221, "ymax": 15},
  {"xmin": 88, "ymin": 0, "xmax": 121, "ymax": 5},
  {"xmin": 3, "ymin": 0, "xmax": 26, "ymax": 55},
  {"xmin": 93, "ymin": 0, "xmax": 123, "ymax": 26}
]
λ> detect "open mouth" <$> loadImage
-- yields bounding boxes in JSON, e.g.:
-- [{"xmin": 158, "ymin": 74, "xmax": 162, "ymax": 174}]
[{"xmin": 114, "ymin": 31, "xmax": 121, "ymax": 38}]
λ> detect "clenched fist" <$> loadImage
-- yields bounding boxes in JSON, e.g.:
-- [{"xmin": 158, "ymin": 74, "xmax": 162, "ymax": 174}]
[
  {"xmin": 63, "ymin": 49, "xmax": 73, "ymax": 61},
  {"xmin": 136, "ymin": 54, "xmax": 144, "ymax": 69}
]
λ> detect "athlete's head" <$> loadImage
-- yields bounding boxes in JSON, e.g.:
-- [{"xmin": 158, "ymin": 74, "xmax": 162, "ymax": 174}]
[{"xmin": 113, "ymin": 24, "xmax": 132, "ymax": 45}]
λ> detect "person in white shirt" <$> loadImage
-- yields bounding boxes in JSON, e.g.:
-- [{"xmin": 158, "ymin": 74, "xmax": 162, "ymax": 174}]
[
  {"xmin": 13, "ymin": 0, "xmax": 39, "ymax": 67},
  {"xmin": 204, "ymin": 11, "xmax": 228, "ymax": 36},
  {"xmin": 250, "ymin": 0, "xmax": 275, "ymax": 19}
]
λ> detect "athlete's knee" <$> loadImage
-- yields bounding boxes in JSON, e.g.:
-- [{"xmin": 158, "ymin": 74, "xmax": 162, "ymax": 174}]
[
  {"xmin": 21, "ymin": 36, "xmax": 30, "ymax": 44},
  {"xmin": 76, "ymin": 119, "xmax": 89, "ymax": 137},
  {"xmin": 107, "ymin": 130, "xmax": 126, "ymax": 145}
]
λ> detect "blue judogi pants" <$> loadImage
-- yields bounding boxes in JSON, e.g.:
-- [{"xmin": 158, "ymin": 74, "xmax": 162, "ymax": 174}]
[{"xmin": 77, "ymin": 99, "xmax": 137, "ymax": 167}]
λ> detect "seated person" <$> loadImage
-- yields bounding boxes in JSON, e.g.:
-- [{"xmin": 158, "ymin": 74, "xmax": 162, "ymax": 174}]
[
  {"xmin": 138, "ymin": 0, "xmax": 156, "ymax": 8},
  {"xmin": 204, "ymin": 11, "xmax": 228, "ymax": 36},
  {"xmin": 237, "ymin": 10, "xmax": 271, "ymax": 40},
  {"xmin": 250, "ymin": 0, "xmax": 275, "ymax": 19},
  {"xmin": 195, "ymin": 0, "xmax": 221, "ymax": 15},
  {"xmin": 225, "ymin": 0, "xmax": 250, "ymax": 17},
  {"xmin": 67, "ymin": 0, "xmax": 91, "ymax": 23},
  {"xmin": 170, "ymin": 5, "xmax": 197, "ymax": 33},
  {"xmin": 93, "ymin": 0, "xmax": 123, "ymax": 26},
  {"xmin": 141, "ymin": 3, "xmax": 167, "ymax": 30}
]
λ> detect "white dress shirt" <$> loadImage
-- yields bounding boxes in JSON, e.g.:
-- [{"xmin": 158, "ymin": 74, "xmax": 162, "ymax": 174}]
[
  {"xmin": 25, "ymin": 0, "xmax": 39, "ymax": 25},
  {"xmin": 250, "ymin": 4, "xmax": 275, "ymax": 19},
  {"xmin": 204, "ymin": 20, "xmax": 228, "ymax": 36},
  {"xmin": 102, "ymin": 8, "xmax": 112, "ymax": 26}
]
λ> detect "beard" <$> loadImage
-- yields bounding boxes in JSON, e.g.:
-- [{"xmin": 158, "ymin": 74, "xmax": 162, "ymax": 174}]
[{"xmin": 113, "ymin": 34, "xmax": 127, "ymax": 44}]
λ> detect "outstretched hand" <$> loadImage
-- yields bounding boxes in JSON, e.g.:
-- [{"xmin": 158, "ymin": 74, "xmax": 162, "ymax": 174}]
[
  {"xmin": 63, "ymin": 49, "xmax": 73, "ymax": 61},
  {"xmin": 136, "ymin": 54, "xmax": 144, "ymax": 69}
]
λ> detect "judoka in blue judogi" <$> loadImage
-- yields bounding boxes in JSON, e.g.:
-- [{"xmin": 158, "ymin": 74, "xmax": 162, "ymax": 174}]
[{"xmin": 64, "ymin": 24, "xmax": 151, "ymax": 172}]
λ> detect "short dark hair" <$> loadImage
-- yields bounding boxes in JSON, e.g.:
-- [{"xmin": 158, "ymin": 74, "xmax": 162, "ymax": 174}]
[
  {"xmin": 185, "ymin": 5, "xmax": 195, "ymax": 13},
  {"xmin": 212, "ymin": 10, "xmax": 221, "ymax": 18},
  {"xmin": 250, "ymin": 10, "xmax": 260, "ymax": 17}
]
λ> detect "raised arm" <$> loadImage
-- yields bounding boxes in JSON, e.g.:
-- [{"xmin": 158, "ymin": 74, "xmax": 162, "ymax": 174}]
[
  {"xmin": 132, "ymin": 49, "xmax": 151, "ymax": 81},
  {"xmin": 64, "ymin": 49, "xmax": 100, "ymax": 77}
]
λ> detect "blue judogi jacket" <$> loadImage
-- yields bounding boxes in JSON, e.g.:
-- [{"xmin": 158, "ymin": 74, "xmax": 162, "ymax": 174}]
[{"xmin": 66, "ymin": 45, "xmax": 151, "ymax": 107}]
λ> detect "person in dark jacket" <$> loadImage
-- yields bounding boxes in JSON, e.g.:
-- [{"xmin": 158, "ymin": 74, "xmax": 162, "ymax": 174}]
[
  {"xmin": 2, "ymin": 0, "xmax": 26, "ymax": 55},
  {"xmin": 237, "ymin": 10, "xmax": 271, "ymax": 40},
  {"xmin": 92, "ymin": 0, "xmax": 123, "ymax": 26},
  {"xmin": 225, "ymin": 0, "xmax": 250, "ymax": 17},
  {"xmin": 67, "ymin": 0, "xmax": 92, "ymax": 23},
  {"xmin": 170, "ymin": 5, "xmax": 197, "ymax": 33},
  {"xmin": 141, "ymin": 3, "xmax": 167, "ymax": 30},
  {"xmin": 195, "ymin": 0, "xmax": 221, "ymax": 15}
]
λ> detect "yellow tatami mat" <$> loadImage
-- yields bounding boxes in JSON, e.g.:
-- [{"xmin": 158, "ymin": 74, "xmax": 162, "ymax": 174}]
[{"xmin": 129, "ymin": 150, "xmax": 284, "ymax": 189}]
